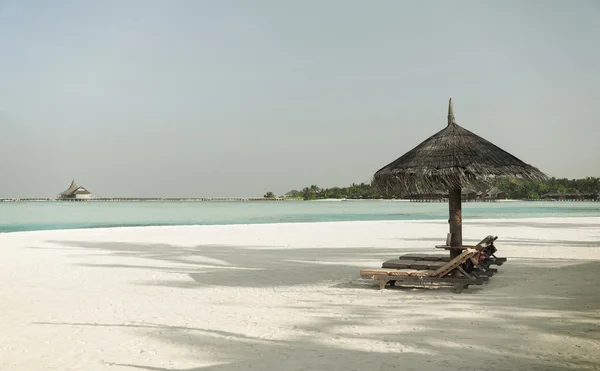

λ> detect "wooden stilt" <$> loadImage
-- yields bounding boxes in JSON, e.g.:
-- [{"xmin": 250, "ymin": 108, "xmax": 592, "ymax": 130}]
[{"xmin": 448, "ymin": 187, "xmax": 462, "ymax": 259}]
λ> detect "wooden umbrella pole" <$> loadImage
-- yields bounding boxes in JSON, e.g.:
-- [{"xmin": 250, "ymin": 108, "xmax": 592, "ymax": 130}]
[{"xmin": 448, "ymin": 187, "xmax": 462, "ymax": 259}]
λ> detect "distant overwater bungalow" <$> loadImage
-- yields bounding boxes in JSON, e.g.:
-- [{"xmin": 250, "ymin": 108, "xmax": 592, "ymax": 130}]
[{"xmin": 58, "ymin": 179, "xmax": 91, "ymax": 201}]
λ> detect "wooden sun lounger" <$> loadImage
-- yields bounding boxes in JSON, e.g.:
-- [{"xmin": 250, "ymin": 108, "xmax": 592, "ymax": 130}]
[{"xmin": 360, "ymin": 249, "xmax": 486, "ymax": 292}]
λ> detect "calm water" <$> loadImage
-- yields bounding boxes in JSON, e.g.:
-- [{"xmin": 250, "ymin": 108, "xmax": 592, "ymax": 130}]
[{"xmin": 1, "ymin": 200, "xmax": 600, "ymax": 233}]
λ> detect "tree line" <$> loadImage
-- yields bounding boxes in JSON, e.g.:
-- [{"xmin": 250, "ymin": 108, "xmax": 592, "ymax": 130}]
[
  {"xmin": 268, "ymin": 177, "xmax": 600, "ymax": 200},
  {"xmin": 491, "ymin": 177, "xmax": 600, "ymax": 200}
]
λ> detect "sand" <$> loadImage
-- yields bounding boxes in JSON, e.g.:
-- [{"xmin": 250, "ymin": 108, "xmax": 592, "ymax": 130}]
[{"xmin": 1, "ymin": 217, "xmax": 599, "ymax": 371}]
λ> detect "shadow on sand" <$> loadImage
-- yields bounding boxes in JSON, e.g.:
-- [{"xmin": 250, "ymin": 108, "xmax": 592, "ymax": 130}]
[{"xmin": 32, "ymin": 238, "xmax": 600, "ymax": 371}]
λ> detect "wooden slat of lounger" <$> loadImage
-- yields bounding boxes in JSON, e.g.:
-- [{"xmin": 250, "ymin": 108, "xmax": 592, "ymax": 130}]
[
  {"xmin": 426, "ymin": 255, "xmax": 452, "ymax": 262},
  {"xmin": 399, "ymin": 254, "xmax": 451, "ymax": 262},
  {"xmin": 382, "ymin": 259, "xmax": 447, "ymax": 271},
  {"xmin": 410, "ymin": 260, "xmax": 433, "ymax": 270},
  {"xmin": 360, "ymin": 268, "xmax": 423, "ymax": 277},
  {"xmin": 360, "ymin": 268, "xmax": 405, "ymax": 276},
  {"xmin": 400, "ymin": 254, "xmax": 432, "ymax": 260},
  {"xmin": 427, "ymin": 262, "xmax": 447, "ymax": 270},
  {"xmin": 381, "ymin": 259, "xmax": 415, "ymax": 269},
  {"xmin": 382, "ymin": 260, "xmax": 437, "ymax": 270},
  {"xmin": 419, "ymin": 256, "xmax": 444, "ymax": 261}
]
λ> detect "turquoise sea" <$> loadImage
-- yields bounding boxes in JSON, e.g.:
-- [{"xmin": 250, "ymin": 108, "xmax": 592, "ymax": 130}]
[{"xmin": 1, "ymin": 200, "xmax": 600, "ymax": 233}]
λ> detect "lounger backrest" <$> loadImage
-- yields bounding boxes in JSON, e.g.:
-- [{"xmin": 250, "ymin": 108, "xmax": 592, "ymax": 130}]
[
  {"xmin": 475, "ymin": 235, "xmax": 498, "ymax": 250},
  {"xmin": 429, "ymin": 249, "xmax": 477, "ymax": 277}
]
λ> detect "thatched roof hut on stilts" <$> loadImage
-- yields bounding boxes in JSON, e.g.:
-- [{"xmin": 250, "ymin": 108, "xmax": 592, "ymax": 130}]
[{"xmin": 372, "ymin": 99, "xmax": 548, "ymax": 258}]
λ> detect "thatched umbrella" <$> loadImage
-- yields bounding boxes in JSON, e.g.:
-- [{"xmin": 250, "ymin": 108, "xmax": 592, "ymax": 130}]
[{"xmin": 372, "ymin": 98, "xmax": 548, "ymax": 257}]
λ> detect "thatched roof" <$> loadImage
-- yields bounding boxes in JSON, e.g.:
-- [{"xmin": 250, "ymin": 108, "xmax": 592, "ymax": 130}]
[
  {"xmin": 461, "ymin": 186, "xmax": 477, "ymax": 195},
  {"xmin": 60, "ymin": 179, "xmax": 79, "ymax": 196},
  {"xmin": 372, "ymin": 99, "xmax": 548, "ymax": 194},
  {"xmin": 60, "ymin": 179, "xmax": 90, "ymax": 196},
  {"xmin": 486, "ymin": 186, "xmax": 504, "ymax": 196}
]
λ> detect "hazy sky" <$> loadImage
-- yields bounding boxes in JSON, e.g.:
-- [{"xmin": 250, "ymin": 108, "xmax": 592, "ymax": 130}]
[{"xmin": 1, "ymin": 0, "xmax": 599, "ymax": 197}]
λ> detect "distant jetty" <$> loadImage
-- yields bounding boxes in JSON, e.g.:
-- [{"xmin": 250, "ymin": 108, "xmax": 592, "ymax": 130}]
[
  {"xmin": 0, "ymin": 178, "xmax": 292, "ymax": 202},
  {"xmin": 0, "ymin": 197, "xmax": 288, "ymax": 202}
]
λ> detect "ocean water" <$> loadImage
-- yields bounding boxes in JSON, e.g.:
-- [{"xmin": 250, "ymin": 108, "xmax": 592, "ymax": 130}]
[{"xmin": 1, "ymin": 200, "xmax": 600, "ymax": 233}]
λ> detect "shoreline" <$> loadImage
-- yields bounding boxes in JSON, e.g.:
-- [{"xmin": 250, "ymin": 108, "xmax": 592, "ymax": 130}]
[{"xmin": 3, "ymin": 215, "xmax": 600, "ymax": 236}]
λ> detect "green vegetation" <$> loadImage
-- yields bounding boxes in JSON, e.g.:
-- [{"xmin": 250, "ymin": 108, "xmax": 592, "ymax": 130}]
[
  {"xmin": 296, "ymin": 184, "xmax": 378, "ymax": 200},
  {"xmin": 286, "ymin": 177, "xmax": 600, "ymax": 200},
  {"xmin": 490, "ymin": 177, "xmax": 600, "ymax": 200},
  {"xmin": 263, "ymin": 191, "xmax": 276, "ymax": 199}
]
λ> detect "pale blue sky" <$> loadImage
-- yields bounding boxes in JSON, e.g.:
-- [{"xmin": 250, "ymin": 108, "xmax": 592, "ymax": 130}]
[{"xmin": 1, "ymin": 0, "xmax": 599, "ymax": 197}]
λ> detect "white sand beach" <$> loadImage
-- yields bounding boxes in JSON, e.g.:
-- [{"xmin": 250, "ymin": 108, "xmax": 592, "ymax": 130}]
[{"xmin": 1, "ymin": 218, "xmax": 599, "ymax": 371}]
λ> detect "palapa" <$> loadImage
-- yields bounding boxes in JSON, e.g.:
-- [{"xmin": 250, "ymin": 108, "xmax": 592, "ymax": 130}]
[{"xmin": 372, "ymin": 98, "xmax": 548, "ymax": 256}]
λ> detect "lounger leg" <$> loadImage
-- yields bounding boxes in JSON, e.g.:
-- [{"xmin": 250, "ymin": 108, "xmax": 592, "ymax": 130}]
[
  {"xmin": 454, "ymin": 284, "xmax": 468, "ymax": 293},
  {"xmin": 457, "ymin": 266, "xmax": 475, "ymax": 279},
  {"xmin": 378, "ymin": 279, "xmax": 389, "ymax": 290},
  {"xmin": 475, "ymin": 264, "xmax": 494, "ymax": 277},
  {"xmin": 477, "ymin": 271, "xmax": 493, "ymax": 281}
]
